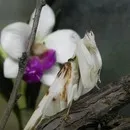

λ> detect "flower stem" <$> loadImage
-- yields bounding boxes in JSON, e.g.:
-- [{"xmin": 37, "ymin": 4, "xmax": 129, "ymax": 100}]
[{"xmin": 0, "ymin": 0, "xmax": 46, "ymax": 130}]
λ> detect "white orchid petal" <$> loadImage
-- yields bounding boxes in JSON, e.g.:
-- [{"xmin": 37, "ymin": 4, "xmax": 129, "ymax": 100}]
[
  {"xmin": 1, "ymin": 22, "xmax": 31, "ymax": 59},
  {"xmin": 4, "ymin": 57, "xmax": 18, "ymax": 78},
  {"xmin": 45, "ymin": 30, "xmax": 80, "ymax": 63},
  {"xmin": 29, "ymin": 4, "xmax": 55, "ymax": 42},
  {"xmin": 40, "ymin": 65, "xmax": 60, "ymax": 86}
]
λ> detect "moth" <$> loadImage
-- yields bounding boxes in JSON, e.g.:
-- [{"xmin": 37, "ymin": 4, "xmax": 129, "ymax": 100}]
[{"xmin": 24, "ymin": 31, "xmax": 102, "ymax": 130}]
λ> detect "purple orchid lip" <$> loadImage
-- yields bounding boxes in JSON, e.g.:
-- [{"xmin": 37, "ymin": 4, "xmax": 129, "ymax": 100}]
[
  {"xmin": 40, "ymin": 49, "xmax": 56, "ymax": 71},
  {"xmin": 23, "ymin": 49, "xmax": 56, "ymax": 83},
  {"xmin": 23, "ymin": 56, "xmax": 44, "ymax": 83}
]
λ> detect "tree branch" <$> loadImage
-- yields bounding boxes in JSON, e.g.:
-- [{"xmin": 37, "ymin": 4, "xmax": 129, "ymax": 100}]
[
  {"xmin": 107, "ymin": 117, "xmax": 130, "ymax": 130},
  {"xmin": 37, "ymin": 74, "xmax": 130, "ymax": 130},
  {"xmin": 0, "ymin": 0, "xmax": 46, "ymax": 130}
]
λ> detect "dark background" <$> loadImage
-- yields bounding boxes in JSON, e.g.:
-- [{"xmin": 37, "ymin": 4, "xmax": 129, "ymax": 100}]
[{"xmin": 0, "ymin": 0, "xmax": 130, "ymax": 129}]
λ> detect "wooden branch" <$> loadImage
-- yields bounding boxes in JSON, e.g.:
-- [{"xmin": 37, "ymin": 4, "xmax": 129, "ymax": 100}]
[
  {"xmin": 0, "ymin": 0, "xmax": 46, "ymax": 130},
  {"xmin": 37, "ymin": 74, "xmax": 130, "ymax": 130},
  {"xmin": 107, "ymin": 117, "xmax": 130, "ymax": 130}
]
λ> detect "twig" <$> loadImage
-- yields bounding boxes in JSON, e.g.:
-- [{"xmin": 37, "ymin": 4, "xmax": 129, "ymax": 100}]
[
  {"xmin": 0, "ymin": 0, "xmax": 46, "ymax": 129},
  {"xmin": 36, "ymin": 74, "xmax": 130, "ymax": 130}
]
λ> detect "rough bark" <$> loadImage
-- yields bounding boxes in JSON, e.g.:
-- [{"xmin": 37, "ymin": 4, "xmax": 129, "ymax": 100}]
[
  {"xmin": 108, "ymin": 117, "xmax": 130, "ymax": 130},
  {"xmin": 36, "ymin": 74, "xmax": 130, "ymax": 130}
]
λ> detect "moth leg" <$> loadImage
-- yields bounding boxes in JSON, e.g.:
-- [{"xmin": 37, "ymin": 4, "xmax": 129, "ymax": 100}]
[
  {"xmin": 63, "ymin": 101, "xmax": 73, "ymax": 121},
  {"xmin": 95, "ymin": 84, "xmax": 100, "ymax": 90}
]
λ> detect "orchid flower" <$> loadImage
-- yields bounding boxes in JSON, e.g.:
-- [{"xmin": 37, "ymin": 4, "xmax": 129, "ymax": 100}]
[
  {"xmin": 24, "ymin": 32, "xmax": 102, "ymax": 130},
  {"xmin": 0, "ymin": 4, "xmax": 102, "ymax": 129},
  {"xmin": 0, "ymin": 4, "xmax": 80, "ymax": 85}
]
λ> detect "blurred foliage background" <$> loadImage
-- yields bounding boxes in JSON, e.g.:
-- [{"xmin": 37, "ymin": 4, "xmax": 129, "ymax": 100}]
[{"xmin": 0, "ymin": 0, "xmax": 130, "ymax": 129}]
